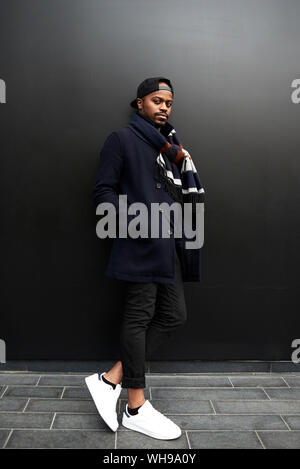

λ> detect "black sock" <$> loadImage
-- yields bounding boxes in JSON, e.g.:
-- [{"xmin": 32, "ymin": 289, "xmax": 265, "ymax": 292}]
[
  {"xmin": 128, "ymin": 404, "xmax": 142, "ymax": 415},
  {"xmin": 101, "ymin": 373, "xmax": 117, "ymax": 390}
]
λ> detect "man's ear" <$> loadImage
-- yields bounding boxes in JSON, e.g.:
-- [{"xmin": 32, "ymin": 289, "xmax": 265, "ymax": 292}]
[{"xmin": 137, "ymin": 97, "xmax": 144, "ymax": 110}]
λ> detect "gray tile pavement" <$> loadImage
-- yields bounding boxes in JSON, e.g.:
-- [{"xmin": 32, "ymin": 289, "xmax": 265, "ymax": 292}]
[{"xmin": 0, "ymin": 370, "xmax": 300, "ymax": 449}]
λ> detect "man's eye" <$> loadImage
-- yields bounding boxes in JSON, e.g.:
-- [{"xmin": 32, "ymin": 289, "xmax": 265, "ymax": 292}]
[{"xmin": 154, "ymin": 100, "xmax": 172, "ymax": 106}]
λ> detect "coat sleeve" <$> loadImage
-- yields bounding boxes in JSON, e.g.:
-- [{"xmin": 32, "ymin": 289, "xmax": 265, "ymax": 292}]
[{"xmin": 92, "ymin": 131, "xmax": 124, "ymax": 218}]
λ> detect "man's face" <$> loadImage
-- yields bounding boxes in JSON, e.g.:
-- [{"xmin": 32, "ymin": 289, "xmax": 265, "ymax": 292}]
[{"xmin": 136, "ymin": 82, "xmax": 173, "ymax": 129}]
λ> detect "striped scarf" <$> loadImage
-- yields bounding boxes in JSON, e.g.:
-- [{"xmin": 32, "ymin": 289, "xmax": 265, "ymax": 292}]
[{"xmin": 127, "ymin": 111, "xmax": 205, "ymax": 212}]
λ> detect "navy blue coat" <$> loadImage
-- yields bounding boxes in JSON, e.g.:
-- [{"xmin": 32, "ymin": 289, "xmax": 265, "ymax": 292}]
[{"xmin": 92, "ymin": 113, "xmax": 202, "ymax": 284}]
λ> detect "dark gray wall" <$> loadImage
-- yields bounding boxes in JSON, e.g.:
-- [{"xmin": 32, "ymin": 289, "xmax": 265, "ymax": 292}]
[{"xmin": 0, "ymin": 0, "xmax": 299, "ymax": 360}]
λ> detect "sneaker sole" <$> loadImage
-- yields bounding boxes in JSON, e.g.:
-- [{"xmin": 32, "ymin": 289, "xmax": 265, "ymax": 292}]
[
  {"xmin": 122, "ymin": 417, "xmax": 182, "ymax": 440},
  {"xmin": 85, "ymin": 375, "xmax": 119, "ymax": 432}
]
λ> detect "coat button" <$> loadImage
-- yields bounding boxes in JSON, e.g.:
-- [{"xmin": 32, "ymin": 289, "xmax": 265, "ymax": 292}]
[{"xmin": 156, "ymin": 182, "xmax": 161, "ymax": 189}]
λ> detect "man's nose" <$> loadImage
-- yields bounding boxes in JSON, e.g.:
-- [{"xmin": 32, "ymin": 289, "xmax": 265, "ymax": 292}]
[{"xmin": 159, "ymin": 104, "xmax": 168, "ymax": 112}]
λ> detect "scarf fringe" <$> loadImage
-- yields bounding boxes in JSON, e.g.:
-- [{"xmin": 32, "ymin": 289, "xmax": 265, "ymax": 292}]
[
  {"xmin": 155, "ymin": 159, "xmax": 183, "ymax": 203},
  {"xmin": 154, "ymin": 160, "xmax": 204, "ymax": 213}
]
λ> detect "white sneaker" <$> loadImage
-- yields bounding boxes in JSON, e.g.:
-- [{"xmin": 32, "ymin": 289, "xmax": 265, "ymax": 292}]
[
  {"xmin": 85, "ymin": 372, "xmax": 122, "ymax": 432},
  {"xmin": 122, "ymin": 399, "xmax": 182, "ymax": 440}
]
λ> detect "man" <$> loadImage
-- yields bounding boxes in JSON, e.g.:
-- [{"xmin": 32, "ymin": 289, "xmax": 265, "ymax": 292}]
[{"xmin": 86, "ymin": 77, "xmax": 205, "ymax": 440}]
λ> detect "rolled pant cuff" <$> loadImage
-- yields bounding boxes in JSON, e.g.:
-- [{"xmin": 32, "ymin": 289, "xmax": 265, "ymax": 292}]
[{"xmin": 121, "ymin": 375, "xmax": 146, "ymax": 389}]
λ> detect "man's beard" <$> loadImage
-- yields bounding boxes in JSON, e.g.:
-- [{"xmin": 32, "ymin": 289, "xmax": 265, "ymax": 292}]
[
  {"xmin": 137, "ymin": 110, "xmax": 164, "ymax": 128},
  {"xmin": 154, "ymin": 119, "xmax": 166, "ymax": 129}
]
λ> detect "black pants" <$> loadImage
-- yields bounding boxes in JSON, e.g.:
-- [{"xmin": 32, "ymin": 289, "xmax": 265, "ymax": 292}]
[{"xmin": 118, "ymin": 251, "xmax": 187, "ymax": 389}]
